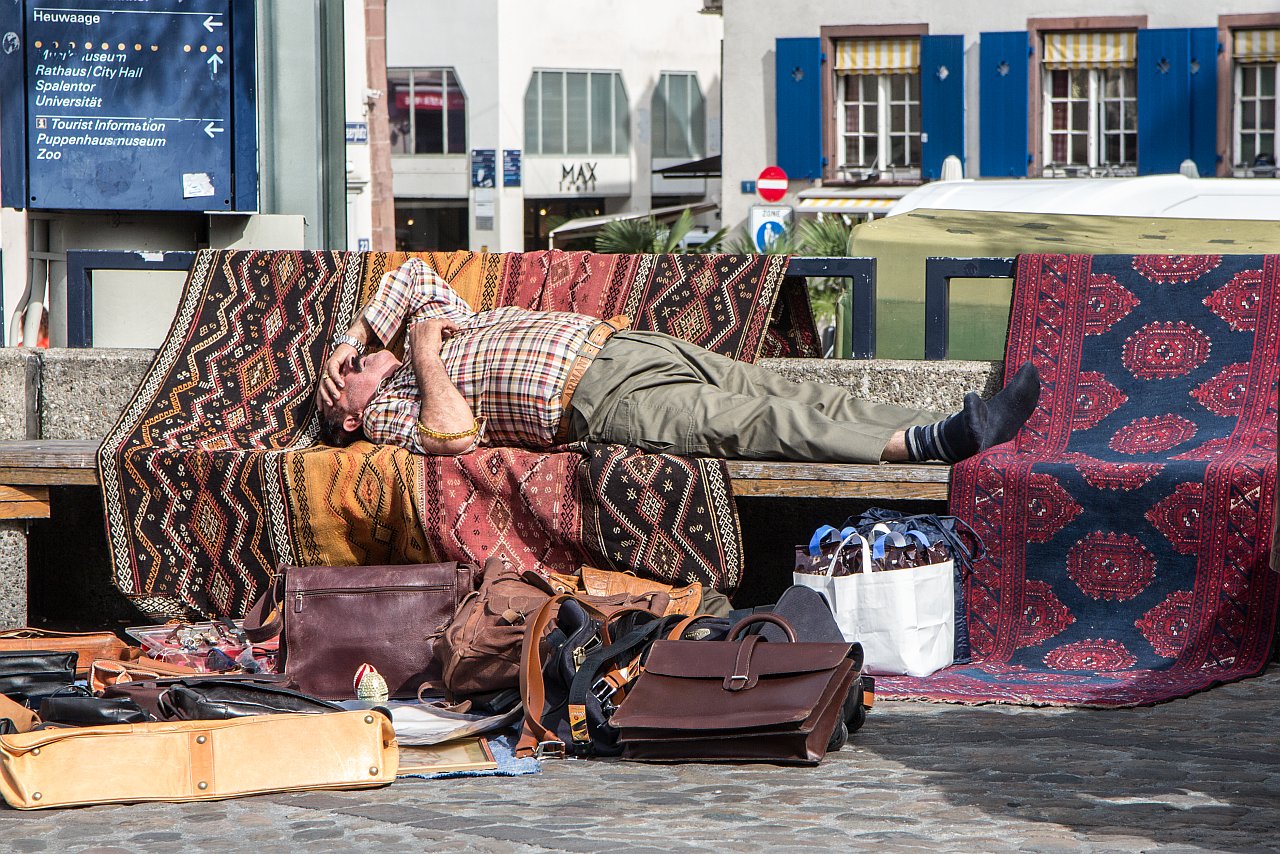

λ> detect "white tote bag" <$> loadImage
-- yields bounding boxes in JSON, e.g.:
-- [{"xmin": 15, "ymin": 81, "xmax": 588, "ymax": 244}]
[{"xmin": 794, "ymin": 528, "xmax": 955, "ymax": 678}]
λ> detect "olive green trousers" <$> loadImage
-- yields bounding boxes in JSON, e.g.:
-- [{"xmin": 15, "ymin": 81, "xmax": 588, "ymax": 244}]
[{"xmin": 567, "ymin": 331, "xmax": 947, "ymax": 463}]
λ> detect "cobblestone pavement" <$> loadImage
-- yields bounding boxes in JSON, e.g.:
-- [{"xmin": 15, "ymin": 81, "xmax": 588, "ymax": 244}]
[{"xmin": 1, "ymin": 668, "xmax": 1276, "ymax": 853}]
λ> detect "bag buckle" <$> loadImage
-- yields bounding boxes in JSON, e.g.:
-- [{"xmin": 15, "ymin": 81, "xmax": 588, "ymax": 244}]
[
  {"xmin": 591, "ymin": 676, "xmax": 619, "ymax": 705},
  {"xmin": 534, "ymin": 740, "xmax": 566, "ymax": 760},
  {"xmin": 725, "ymin": 674, "xmax": 750, "ymax": 691}
]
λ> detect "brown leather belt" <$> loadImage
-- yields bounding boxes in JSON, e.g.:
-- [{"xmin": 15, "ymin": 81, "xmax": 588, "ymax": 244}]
[{"xmin": 554, "ymin": 314, "xmax": 630, "ymax": 443}]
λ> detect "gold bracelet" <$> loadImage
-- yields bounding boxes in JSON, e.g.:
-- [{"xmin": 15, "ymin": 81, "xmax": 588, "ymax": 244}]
[{"xmin": 415, "ymin": 417, "xmax": 482, "ymax": 441}]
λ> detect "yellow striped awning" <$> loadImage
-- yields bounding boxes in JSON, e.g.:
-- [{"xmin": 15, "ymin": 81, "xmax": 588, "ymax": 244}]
[
  {"xmin": 796, "ymin": 197, "xmax": 897, "ymax": 212},
  {"xmin": 834, "ymin": 38, "xmax": 920, "ymax": 74},
  {"xmin": 1042, "ymin": 31, "xmax": 1136, "ymax": 70},
  {"xmin": 1234, "ymin": 29, "xmax": 1280, "ymax": 63}
]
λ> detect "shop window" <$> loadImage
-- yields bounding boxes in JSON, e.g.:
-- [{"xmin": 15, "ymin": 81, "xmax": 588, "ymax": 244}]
[
  {"xmin": 652, "ymin": 72, "xmax": 706, "ymax": 159},
  {"xmin": 525, "ymin": 70, "xmax": 629, "ymax": 155},
  {"xmin": 1232, "ymin": 30, "xmax": 1280, "ymax": 174},
  {"xmin": 395, "ymin": 202, "xmax": 468, "ymax": 251},
  {"xmin": 388, "ymin": 68, "xmax": 467, "ymax": 155},
  {"xmin": 1040, "ymin": 32, "xmax": 1137, "ymax": 175},
  {"xmin": 833, "ymin": 38, "xmax": 920, "ymax": 179}
]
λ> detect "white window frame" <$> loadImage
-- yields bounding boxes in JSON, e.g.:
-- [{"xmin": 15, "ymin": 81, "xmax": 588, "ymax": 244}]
[
  {"xmin": 1042, "ymin": 67, "xmax": 1137, "ymax": 175},
  {"xmin": 652, "ymin": 71, "xmax": 706, "ymax": 160},
  {"xmin": 387, "ymin": 67, "xmax": 466, "ymax": 156},
  {"xmin": 837, "ymin": 73, "xmax": 921, "ymax": 179},
  {"xmin": 525, "ymin": 69, "xmax": 629, "ymax": 156},
  {"xmin": 1233, "ymin": 62, "xmax": 1279, "ymax": 172}
]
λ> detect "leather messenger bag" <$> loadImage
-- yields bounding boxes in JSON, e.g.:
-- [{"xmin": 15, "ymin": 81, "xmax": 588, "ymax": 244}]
[
  {"xmin": 609, "ymin": 613, "xmax": 860, "ymax": 765},
  {"xmin": 244, "ymin": 562, "xmax": 478, "ymax": 699},
  {"xmin": 0, "ymin": 710, "xmax": 398, "ymax": 809}
]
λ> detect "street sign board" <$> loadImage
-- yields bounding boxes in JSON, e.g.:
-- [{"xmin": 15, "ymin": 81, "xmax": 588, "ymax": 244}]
[
  {"xmin": 756, "ymin": 165, "xmax": 788, "ymax": 202},
  {"xmin": 749, "ymin": 204, "xmax": 791, "ymax": 252},
  {"xmin": 471, "ymin": 149, "xmax": 496, "ymax": 187},
  {"xmin": 502, "ymin": 149, "xmax": 521, "ymax": 187},
  {"xmin": 0, "ymin": 0, "xmax": 256, "ymax": 211}
]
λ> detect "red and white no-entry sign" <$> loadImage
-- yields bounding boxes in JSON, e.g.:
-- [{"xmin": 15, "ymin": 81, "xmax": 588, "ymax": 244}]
[{"xmin": 756, "ymin": 166, "xmax": 788, "ymax": 202}]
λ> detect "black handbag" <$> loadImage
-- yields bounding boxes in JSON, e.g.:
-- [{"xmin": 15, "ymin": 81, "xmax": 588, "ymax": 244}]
[
  {"xmin": 157, "ymin": 680, "xmax": 346, "ymax": 721},
  {"xmin": 0, "ymin": 650, "xmax": 77, "ymax": 708},
  {"xmin": 39, "ymin": 690, "xmax": 151, "ymax": 726}
]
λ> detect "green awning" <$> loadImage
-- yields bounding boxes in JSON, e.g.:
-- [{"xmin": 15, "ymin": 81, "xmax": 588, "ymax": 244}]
[{"xmin": 850, "ymin": 209, "xmax": 1280, "ymax": 359}]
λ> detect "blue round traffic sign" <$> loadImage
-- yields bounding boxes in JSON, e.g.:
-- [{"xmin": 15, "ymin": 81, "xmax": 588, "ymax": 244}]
[{"xmin": 755, "ymin": 220, "xmax": 786, "ymax": 251}]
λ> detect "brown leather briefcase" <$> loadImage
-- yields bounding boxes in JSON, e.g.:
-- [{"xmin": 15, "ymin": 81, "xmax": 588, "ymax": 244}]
[
  {"xmin": 610, "ymin": 614, "xmax": 859, "ymax": 765},
  {"xmin": 244, "ymin": 562, "xmax": 478, "ymax": 699},
  {"xmin": 0, "ymin": 628, "xmax": 136, "ymax": 677}
]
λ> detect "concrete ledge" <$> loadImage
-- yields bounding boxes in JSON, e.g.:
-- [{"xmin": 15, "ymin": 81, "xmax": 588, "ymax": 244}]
[
  {"xmin": 0, "ymin": 349, "xmax": 39, "ymax": 441},
  {"xmin": 0, "ymin": 522, "xmax": 27, "ymax": 624},
  {"xmin": 759, "ymin": 358, "xmax": 1003, "ymax": 412},
  {"xmin": 32, "ymin": 349, "xmax": 1005, "ymax": 442},
  {"xmin": 39, "ymin": 348, "xmax": 155, "ymax": 441}
]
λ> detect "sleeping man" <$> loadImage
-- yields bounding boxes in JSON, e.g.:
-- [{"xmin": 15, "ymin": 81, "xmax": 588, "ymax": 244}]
[{"xmin": 316, "ymin": 258, "xmax": 1040, "ymax": 463}]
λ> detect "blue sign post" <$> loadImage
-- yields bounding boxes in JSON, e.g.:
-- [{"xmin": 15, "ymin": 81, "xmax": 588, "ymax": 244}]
[{"xmin": 0, "ymin": 0, "xmax": 256, "ymax": 211}]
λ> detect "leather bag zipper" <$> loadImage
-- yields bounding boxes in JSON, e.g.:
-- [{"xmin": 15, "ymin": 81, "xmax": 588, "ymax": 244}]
[{"xmin": 294, "ymin": 584, "xmax": 451, "ymax": 612}]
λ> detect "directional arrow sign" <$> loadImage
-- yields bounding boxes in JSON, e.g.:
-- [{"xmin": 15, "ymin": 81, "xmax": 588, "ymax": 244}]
[
  {"xmin": 204, "ymin": 122, "xmax": 225, "ymax": 138},
  {"xmin": 203, "ymin": 16, "xmax": 224, "ymax": 33},
  {"xmin": 207, "ymin": 54, "xmax": 223, "ymax": 74}
]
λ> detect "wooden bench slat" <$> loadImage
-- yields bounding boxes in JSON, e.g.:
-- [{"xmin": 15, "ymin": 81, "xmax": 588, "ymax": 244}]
[
  {"xmin": 730, "ymin": 479, "xmax": 949, "ymax": 500},
  {"xmin": 0, "ymin": 485, "xmax": 51, "ymax": 519},
  {"xmin": 0, "ymin": 441, "xmax": 952, "ymax": 500},
  {"xmin": 724, "ymin": 460, "xmax": 950, "ymax": 483}
]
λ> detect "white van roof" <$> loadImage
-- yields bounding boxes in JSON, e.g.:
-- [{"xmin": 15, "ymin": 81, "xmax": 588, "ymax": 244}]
[{"xmin": 888, "ymin": 175, "xmax": 1280, "ymax": 221}]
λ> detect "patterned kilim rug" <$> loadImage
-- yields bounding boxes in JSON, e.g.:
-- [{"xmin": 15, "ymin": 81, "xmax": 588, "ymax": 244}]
[
  {"xmin": 100, "ymin": 249, "xmax": 787, "ymax": 617},
  {"xmin": 878, "ymin": 254, "xmax": 1280, "ymax": 707}
]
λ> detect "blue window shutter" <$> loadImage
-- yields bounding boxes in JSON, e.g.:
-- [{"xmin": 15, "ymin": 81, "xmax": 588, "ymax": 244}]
[
  {"xmin": 775, "ymin": 37, "xmax": 822, "ymax": 179},
  {"xmin": 979, "ymin": 32, "xmax": 1029, "ymax": 177},
  {"xmin": 920, "ymin": 35, "xmax": 965, "ymax": 180},
  {"xmin": 1189, "ymin": 27, "xmax": 1219, "ymax": 177},
  {"xmin": 1137, "ymin": 29, "xmax": 1192, "ymax": 175}
]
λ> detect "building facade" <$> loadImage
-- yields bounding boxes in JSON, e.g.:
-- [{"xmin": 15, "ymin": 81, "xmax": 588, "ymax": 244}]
[
  {"xmin": 721, "ymin": 1, "xmax": 1280, "ymax": 228},
  {"xmin": 383, "ymin": 0, "xmax": 723, "ymax": 252}
]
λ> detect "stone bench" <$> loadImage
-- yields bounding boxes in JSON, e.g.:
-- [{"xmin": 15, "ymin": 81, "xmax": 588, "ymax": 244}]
[{"xmin": 0, "ymin": 346, "xmax": 1002, "ymax": 622}]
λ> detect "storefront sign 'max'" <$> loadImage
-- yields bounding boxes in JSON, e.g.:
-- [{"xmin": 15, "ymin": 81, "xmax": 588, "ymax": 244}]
[{"xmin": 560, "ymin": 162, "xmax": 597, "ymax": 193}]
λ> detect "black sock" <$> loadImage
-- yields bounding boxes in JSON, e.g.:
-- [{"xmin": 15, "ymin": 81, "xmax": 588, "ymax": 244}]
[{"xmin": 905, "ymin": 361, "xmax": 1041, "ymax": 462}]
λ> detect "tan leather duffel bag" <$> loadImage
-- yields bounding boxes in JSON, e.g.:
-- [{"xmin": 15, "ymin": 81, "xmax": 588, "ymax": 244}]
[{"xmin": 0, "ymin": 710, "xmax": 398, "ymax": 809}]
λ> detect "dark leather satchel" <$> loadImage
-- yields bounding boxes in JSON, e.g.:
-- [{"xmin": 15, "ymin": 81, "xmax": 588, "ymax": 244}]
[
  {"xmin": 0, "ymin": 650, "xmax": 77, "ymax": 708},
  {"xmin": 158, "ymin": 680, "xmax": 345, "ymax": 720},
  {"xmin": 244, "ymin": 561, "xmax": 478, "ymax": 699},
  {"xmin": 102, "ymin": 673, "xmax": 296, "ymax": 721},
  {"xmin": 39, "ymin": 692, "xmax": 151, "ymax": 726},
  {"xmin": 610, "ymin": 614, "xmax": 860, "ymax": 765}
]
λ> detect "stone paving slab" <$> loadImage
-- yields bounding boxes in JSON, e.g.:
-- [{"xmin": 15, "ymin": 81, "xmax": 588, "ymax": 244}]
[{"xmin": 1, "ymin": 668, "xmax": 1276, "ymax": 853}]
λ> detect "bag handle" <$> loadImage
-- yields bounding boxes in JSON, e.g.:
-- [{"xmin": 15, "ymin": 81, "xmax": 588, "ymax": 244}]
[
  {"xmin": 726, "ymin": 613, "xmax": 797, "ymax": 643},
  {"xmin": 242, "ymin": 573, "xmax": 286, "ymax": 644},
  {"xmin": 870, "ymin": 530, "xmax": 932, "ymax": 561},
  {"xmin": 823, "ymin": 530, "xmax": 871, "ymax": 577},
  {"xmin": 807, "ymin": 525, "xmax": 851, "ymax": 557},
  {"xmin": 515, "ymin": 595, "xmax": 575, "ymax": 758}
]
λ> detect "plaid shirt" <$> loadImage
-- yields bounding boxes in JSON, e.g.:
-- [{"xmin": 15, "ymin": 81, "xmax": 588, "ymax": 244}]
[{"xmin": 360, "ymin": 258, "xmax": 600, "ymax": 451}]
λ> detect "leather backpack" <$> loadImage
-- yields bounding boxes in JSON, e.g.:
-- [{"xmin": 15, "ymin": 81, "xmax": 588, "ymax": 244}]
[{"xmin": 433, "ymin": 558, "xmax": 676, "ymax": 701}]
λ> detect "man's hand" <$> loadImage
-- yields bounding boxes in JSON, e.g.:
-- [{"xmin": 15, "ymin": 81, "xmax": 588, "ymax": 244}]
[
  {"xmin": 408, "ymin": 318, "xmax": 461, "ymax": 359},
  {"xmin": 319, "ymin": 343, "xmax": 359, "ymax": 407}
]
